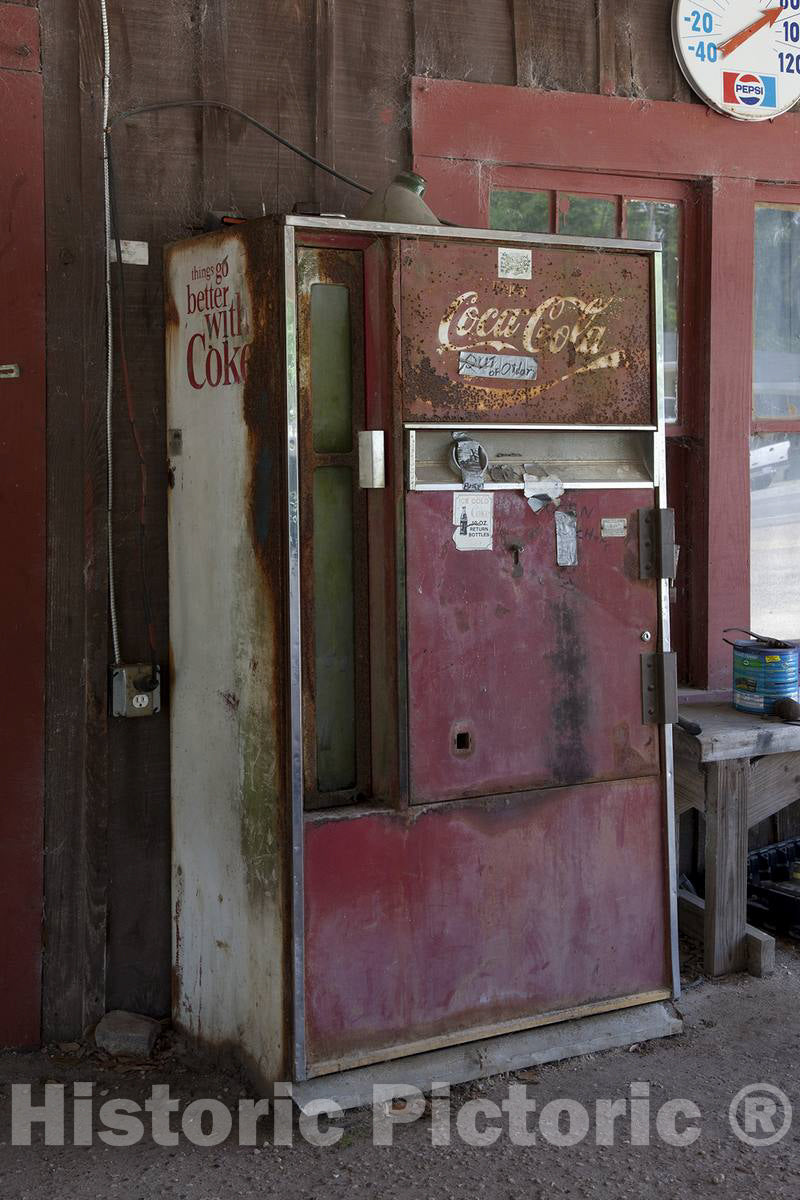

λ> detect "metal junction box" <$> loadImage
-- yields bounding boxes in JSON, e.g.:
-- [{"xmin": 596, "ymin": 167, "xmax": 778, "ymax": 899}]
[{"xmin": 165, "ymin": 217, "xmax": 678, "ymax": 1087}]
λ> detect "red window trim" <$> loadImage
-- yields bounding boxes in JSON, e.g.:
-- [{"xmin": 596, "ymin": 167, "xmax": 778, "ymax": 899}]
[{"xmin": 410, "ymin": 77, "xmax": 800, "ymax": 689}]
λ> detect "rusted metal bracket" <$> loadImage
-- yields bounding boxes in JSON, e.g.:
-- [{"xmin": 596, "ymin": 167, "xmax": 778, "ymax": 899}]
[
  {"xmin": 638, "ymin": 508, "xmax": 676, "ymax": 580},
  {"xmin": 641, "ymin": 651, "xmax": 679, "ymax": 725}
]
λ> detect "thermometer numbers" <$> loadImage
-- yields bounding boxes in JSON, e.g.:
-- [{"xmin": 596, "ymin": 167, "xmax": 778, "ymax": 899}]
[
  {"xmin": 688, "ymin": 9, "xmax": 714, "ymax": 33},
  {"xmin": 691, "ymin": 40, "xmax": 719, "ymax": 62},
  {"xmin": 684, "ymin": 8, "xmax": 718, "ymax": 63},
  {"xmin": 778, "ymin": 50, "xmax": 800, "ymax": 71}
]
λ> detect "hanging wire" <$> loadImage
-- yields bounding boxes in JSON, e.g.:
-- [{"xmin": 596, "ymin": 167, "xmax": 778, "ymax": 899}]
[{"xmin": 107, "ymin": 99, "xmax": 372, "ymax": 194}]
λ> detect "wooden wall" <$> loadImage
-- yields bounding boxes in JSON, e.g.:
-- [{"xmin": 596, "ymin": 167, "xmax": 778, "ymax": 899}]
[{"xmin": 41, "ymin": 0, "xmax": 697, "ymax": 1036}]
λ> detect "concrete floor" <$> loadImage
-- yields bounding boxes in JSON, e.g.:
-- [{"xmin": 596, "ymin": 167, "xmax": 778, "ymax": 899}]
[{"xmin": 2, "ymin": 941, "xmax": 800, "ymax": 1198}]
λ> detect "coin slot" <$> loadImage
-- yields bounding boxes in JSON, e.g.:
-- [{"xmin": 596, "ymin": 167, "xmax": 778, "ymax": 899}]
[{"xmin": 454, "ymin": 729, "xmax": 472, "ymax": 754}]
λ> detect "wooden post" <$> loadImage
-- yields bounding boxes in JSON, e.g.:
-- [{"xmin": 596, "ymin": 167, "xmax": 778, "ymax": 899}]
[
  {"xmin": 704, "ymin": 758, "xmax": 750, "ymax": 975},
  {"xmin": 699, "ymin": 177, "xmax": 755, "ymax": 690},
  {"xmin": 40, "ymin": 0, "xmax": 109, "ymax": 1038}
]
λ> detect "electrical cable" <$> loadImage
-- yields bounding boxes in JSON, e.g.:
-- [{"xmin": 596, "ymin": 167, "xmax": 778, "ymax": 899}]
[
  {"xmin": 107, "ymin": 99, "xmax": 372, "ymax": 195},
  {"xmin": 106, "ymin": 139, "xmax": 158, "ymax": 684},
  {"xmin": 100, "ymin": 0, "xmax": 122, "ymax": 666}
]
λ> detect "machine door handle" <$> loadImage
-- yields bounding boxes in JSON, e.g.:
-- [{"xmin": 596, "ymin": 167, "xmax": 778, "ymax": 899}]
[{"xmin": 0, "ymin": 364, "xmax": 20, "ymax": 379}]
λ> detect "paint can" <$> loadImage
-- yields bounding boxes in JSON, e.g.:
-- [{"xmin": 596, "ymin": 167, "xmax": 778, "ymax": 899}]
[{"xmin": 723, "ymin": 628, "xmax": 800, "ymax": 715}]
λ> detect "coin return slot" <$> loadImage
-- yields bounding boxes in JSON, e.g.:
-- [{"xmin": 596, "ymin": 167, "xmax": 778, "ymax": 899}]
[
  {"xmin": 454, "ymin": 730, "xmax": 472, "ymax": 753},
  {"xmin": 407, "ymin": 426, "xmax": 655, "ymax": 492}
]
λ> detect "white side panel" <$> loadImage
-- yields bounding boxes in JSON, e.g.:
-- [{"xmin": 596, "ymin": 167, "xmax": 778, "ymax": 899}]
[{"xmin": 165, "ymin": 231, "xmax": 286, "ymax": 1081}]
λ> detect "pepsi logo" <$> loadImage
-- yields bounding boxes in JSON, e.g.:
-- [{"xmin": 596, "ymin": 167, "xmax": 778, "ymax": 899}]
[
  {"xmin": 722, "ymin": 70, "xmax": 777, "ymax": 108},
  {"xmin": 734, "ymin": 73, "xmax": 764, "ymax": 105}
]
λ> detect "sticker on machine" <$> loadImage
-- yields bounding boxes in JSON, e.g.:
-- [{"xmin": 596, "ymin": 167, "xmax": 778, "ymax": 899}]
[
  {"xmin": 601, "ymin": 518, "xmax": 628, "ymax": 538},
  {"xmin": 497, "ymin": 247, "xmax": 532, "ymax": 281},
  {"xmin": 452, "ymin": 493, "xmax": 494, "ymax": 551}
]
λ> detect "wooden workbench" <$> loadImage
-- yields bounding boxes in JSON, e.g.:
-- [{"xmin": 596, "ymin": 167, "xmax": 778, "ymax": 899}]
[{"xmin": 674, "ymin": 703, "xmax": 800, "ymax": 976}]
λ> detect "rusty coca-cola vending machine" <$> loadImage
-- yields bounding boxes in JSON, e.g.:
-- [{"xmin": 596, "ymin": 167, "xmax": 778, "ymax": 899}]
[{"xmin": 165, "ymin": 216, "xmax": 679, "ymax": 1095}]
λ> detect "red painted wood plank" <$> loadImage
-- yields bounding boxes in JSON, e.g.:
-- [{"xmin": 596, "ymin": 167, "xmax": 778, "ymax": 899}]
[
  {"xmin": 702, "ymin": 178, "xmax": 754, "ymax": 688},
  {"xmin": 412, "ymin": 77, "xmax": 800, "ymax": 184},
  {"xmin": 0, "ymin": 3, "xmax": 40, "ymax": 72},
  {"xmin": 0, "ymin": 64, "xmax": 45, "ymax": 1046}
]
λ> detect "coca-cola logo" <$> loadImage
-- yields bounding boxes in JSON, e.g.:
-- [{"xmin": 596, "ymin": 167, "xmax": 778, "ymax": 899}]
[{"xmin": 438, "ymin": 291, "xmax": 621, "ymax": 367}]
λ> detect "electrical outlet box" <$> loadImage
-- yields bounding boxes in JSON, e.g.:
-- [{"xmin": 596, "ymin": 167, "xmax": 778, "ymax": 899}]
[{"xmin": 111, "ymin": 663, "xmax": 161, "ymax": 718}]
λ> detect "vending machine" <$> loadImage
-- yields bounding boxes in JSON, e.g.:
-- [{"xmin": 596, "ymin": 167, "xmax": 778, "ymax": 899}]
[{"xmin": 165, "ymin": 216, "xmax": 679, "ymax": 1090}]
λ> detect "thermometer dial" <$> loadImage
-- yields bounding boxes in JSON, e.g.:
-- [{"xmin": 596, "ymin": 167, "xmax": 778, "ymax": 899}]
[{"xmin": 672, "ymin": 0, "xmax": 800, "ymax": 120}]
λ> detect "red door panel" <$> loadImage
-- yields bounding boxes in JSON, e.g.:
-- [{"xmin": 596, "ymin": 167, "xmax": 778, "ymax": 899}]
[
  {"xmin": 0, "ymin": 9, "xmax": 45, "ymax": 1047},
  {"xmin": 304, "ymin": 777, "xmax": 669, "ymax": 1069},
  {"xmin": 406, "ymin": 489, "xmax": 659, "ymax": 804}
]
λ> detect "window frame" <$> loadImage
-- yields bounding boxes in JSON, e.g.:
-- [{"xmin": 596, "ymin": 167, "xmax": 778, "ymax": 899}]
[{"xmin": 752, "ymin": 183, "xmax": 800, "ymax": 436}]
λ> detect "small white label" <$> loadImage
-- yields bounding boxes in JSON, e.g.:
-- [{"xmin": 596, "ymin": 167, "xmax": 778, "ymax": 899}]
[
  {"xmin": 452, "ymin": 493, "xmax": 494, "ymax": 551},
  {"xmin": 498, "ymin": 246, "xmax": 532, "ymax": 280},
  {"xmin": 109, "ymin": 239, "xmax": 150, "ymax": 266},
  {"xmin": 601, "ymin": 518, "xmax": 628, "ymax": 538},
  {"xmin": 458, "ymin": 351, "xmax": 538, "ymax": 381}
]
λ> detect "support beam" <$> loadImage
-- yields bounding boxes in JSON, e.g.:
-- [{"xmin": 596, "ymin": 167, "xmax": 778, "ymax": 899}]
[
  {"xmin": 678, "ymin": 890, "xmax": 775, "ymax": 978},
  {"xmin": 704, "ymin": 758, "xmax": 750, "ymax": 975}
]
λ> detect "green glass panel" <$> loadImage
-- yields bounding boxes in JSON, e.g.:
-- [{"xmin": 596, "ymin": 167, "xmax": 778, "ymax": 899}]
[
  {"xmin": 625, "ymin": 200, "xmax": 680, "ymax": 423},
  {"xmin": 313, "ymin": 467, "xmax": 356, "ymax": 792},
  {"xmin": 753, "ymin": 205, "xmax": 800, "ymax": 420},
  {"xmin": 311, "ymin": 283, "xmax": 352, "ymax": 453},
  {"xmin": 558, "ymin": 194, "xmax": 616, "ymax": 239},
  {"xmin": 490, "ymin": 190, "xmax": 550, "ymax": 234}
]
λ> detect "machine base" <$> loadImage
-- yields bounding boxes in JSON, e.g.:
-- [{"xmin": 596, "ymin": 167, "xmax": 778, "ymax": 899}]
[{"xmin": 292, "ymin": 1001, "xmax": 682, "ymax": 1111}]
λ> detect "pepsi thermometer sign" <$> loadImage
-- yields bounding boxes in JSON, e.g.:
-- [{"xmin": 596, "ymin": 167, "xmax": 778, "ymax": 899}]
[{"xmin": 672, "ymin": 0, "xmax": 800, "ymax": 120}]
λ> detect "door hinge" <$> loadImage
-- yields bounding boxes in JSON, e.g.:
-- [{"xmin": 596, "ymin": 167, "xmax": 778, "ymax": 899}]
[
  {"xmin": 638, "ymin": 508, "xmax": 676, "ymax": 580},
  {"xmin": 641, "ymin": 651, "xmax": 678, "ymax": 725}
]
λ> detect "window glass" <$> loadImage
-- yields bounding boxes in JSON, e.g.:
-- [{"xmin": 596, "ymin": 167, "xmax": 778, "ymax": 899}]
[
  {"xmin": 311, "ymin": 283, "xmax": 352, "ymax": 453},
  {"xmin": 750, "ymin": 433, "xmax": 800, "ymax": 639},
  {"xmin": 489, "ymin": 190, "xmax": 550, "ymax": 233},
  {"xmin": 626, "ymin": 200, "xmax": 680, "ymax": 423},
  {"xmin": 313, "ymin": 467, "xmax": 356, "ymax": 791},
  {"xmin": 754, "ymin": 205, "xmax": 800, "ymax": 420},
  {"xmin": 558, "ymin": 194, "xmax": 616, "ymax": 239}
]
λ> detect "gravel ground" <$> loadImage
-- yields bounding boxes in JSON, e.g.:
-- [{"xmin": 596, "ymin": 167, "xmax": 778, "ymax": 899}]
[{"xmin": 2, "ymin": 939, "xmax": 800, "ymax": 1198}]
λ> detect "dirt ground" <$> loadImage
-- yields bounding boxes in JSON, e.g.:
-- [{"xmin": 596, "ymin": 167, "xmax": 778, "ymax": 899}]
[{"xmin": 2, "ymin": 939, "xmax": 800, "ymax": 1199}]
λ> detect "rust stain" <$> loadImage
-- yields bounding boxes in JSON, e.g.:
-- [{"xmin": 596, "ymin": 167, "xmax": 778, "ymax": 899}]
[
  {"xmin": 613, "ymin": 722, "xmax": 650, "ymax": 774},
  {"xmin": 237, "ymin": 220, "xmax": 287, "ymax": 903},
  {"xmin": 545, "ymin": 593, "xmax": 591, "ymax": 785}
]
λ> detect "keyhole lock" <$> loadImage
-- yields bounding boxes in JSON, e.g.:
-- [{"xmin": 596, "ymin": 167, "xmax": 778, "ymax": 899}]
[
  {"xmin": 641, "ymin": 631, "xmax": 652, "ymax": 642},
  {"xmin": 508, "ymin": 542, "xmax": 524, "ymax": 578}
]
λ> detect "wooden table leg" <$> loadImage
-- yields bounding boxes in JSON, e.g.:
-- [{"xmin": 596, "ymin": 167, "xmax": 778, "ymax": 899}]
[{"xmin": 704, "ymin": 758, "xmax": 750, "ymax": 976}]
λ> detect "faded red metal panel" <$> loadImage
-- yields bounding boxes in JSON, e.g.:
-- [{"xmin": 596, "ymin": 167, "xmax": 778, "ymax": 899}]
[
  {"xmin": 400, "ymin": 237, "xmax": 653, "ymax": 425},
  {"xmin": 304, "ymin": 778, "xmax": 669, "ymax": 1068},
  {"xmin": 0, "ymin": 3, "xmax": 40, "ymax": 72},
  {"xmin": 0, "ymin": 52, "xmax": 44, "ymax": 1046},
  {"xmin": 406, "ymin": 490, "xmax": 660, "ymax": 803}
]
